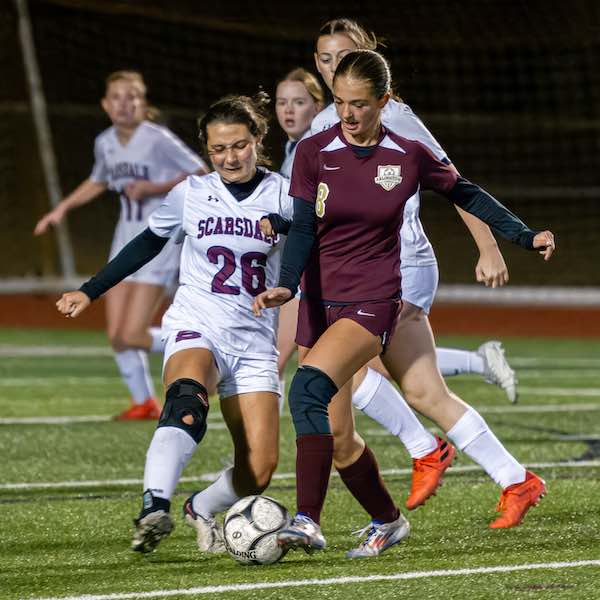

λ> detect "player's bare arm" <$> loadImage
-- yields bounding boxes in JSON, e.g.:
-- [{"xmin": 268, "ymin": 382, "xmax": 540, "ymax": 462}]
[
  {"xmin": 124, "ymin": 167, "xmax": 207, "ymax": 202},
  {"xmin": 454, "ymin": 205, "xmax": 509, "ymax": 288},
  {"xmin": 34, "ymin": 179, "xmax": 107, "ymax": 235}
]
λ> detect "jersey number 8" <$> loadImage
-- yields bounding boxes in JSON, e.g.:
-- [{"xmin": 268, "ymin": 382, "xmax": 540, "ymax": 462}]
[{"xmin": 315, "ymin": 182, "xmax": 329, "ymax": 218}]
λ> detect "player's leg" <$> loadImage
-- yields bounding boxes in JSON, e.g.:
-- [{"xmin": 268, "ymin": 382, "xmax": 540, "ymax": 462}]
[
  {"xmin": 112, "ymin": 282, "xmax": 167, "ymax": 420},
  {"xmin": 132, "ymin": 344, "xmax": 217, "ymax": 553},
  {"xmin": 105, "ymin": 282, "xmax": 153, "ymax": 415},
  {"xmin": 276, "ymin": 296, "xmax": 299, "ymax": 412},
  {"xmin": 184, "ymin": 352, "xmax": 280, "ymax": 552},
  {"xmin": 382, "ymin": 302, "xmax": 545, "ymax": 526},
  {"xmin": 351, "ymin": 362, "xmax": 438, "ymax": 460},
  {"xmin": 328, "ymin": 378, "xmax": 410, "ymax": 558}
]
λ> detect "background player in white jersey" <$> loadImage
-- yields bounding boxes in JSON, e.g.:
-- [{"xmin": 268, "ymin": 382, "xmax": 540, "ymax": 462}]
[
  {"xmin": 274, "ymin": 68, "xmax": 324, "ymax": 401},
  {"xmin": 56, "ymin": 93, "xmax": 293, "ymax": 554},
  {"xmin": 34, "ymin": 71, "xmax": 207, "ymax": 420}
]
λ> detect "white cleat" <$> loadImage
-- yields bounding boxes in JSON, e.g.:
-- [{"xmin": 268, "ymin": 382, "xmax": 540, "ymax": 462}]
[
  {"xmin": 478, "ymin": 340, "xmax": 518, "ymax": 403},
  {"xmin": 131, "ymin": 510, "xmax": 174, "ymax": 553},
  {"xmin": 183, "ymin": 495, "xmax": 226, "ymax": 553},
  {"xmin": 277, "ymin": 513, "xmax": 326, "ymax": 554},
  {"xmin": 346, "ymin": 512, "xmax": 410, "ymax": 558}
]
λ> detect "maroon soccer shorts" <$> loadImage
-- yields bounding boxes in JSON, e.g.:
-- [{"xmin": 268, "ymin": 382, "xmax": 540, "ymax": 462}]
[{"xmin": 295, "ymin": 297, "xmax": 401, "ymax": 351}]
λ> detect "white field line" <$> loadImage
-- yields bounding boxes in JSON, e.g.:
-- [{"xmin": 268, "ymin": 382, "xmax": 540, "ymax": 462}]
[
  {"xmin": 2, "ymin": 401, "xmax": 600, "ymax": 426},
  {"xmin": 30, "ymin": 560, "xmax": 600, "ymax": 600},
  {"xmin": 2, "ymin": 460, "xmax": 600, "ymax": 491},
  {"xmin": 518, "ymin": 387, "xmax": 600, "ymax": 397},
  {"xmin": 0, "ymin": 415, "xmax": 229, "ymax": 427}
]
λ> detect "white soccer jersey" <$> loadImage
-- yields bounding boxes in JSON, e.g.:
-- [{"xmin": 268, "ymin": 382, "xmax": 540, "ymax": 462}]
[
  {"xmin": 310, "ymin": 100, "xmax": 448, "ymax": 266},
  {"xmin": 90, "ymin": 120, "xmax": 207, "ymax": 283},
  {"xmin": 279, "ymin": 139, "xmax": 299, "ymax": 180},
  {"xmin": 149, "ymin": 170, "xmax": 293, "ymax": 358}
]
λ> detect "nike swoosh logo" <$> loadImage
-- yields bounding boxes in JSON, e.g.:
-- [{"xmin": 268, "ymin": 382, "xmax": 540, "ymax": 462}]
[
  {"xmin": 323, "ymin": 165, "xmax": 341, "ymax": 170},
  {"xmin": 356, "ymin": 309, "xmax": 376, "ymax": 317}
]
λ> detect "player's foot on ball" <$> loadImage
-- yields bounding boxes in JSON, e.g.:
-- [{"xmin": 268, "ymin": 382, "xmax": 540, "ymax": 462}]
[
  {"xmin": 406, "ymin": 435, "xmax": 456, "ymax": 510},
  {"xmin": 346, "ymin": 512, "xmax": 410, "ymax": 558},
  {"xmin": 131, "ymin": 510, "xmax": 174, "ymax": 553},
  {"xmin": 478, "ymin": 341, "xmax": 518, "ymax": 403},
  {"xmin": 115, "ymin": 397, "xmax": 162, "ymax": 421},
  {"xmin": 183, "ymin": 494, "xmax": 226, "ymax": 553},
  {"xmin": 277, "ymin": 513, "xmax": 326, "ymax": 553},
  {"xmin": 489, "ymin": 470, "xmax": 546, "ymax": 529}
]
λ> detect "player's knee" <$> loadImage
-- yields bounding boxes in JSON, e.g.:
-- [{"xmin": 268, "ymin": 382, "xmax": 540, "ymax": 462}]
[
  {"xmin": 158, "ymin": 378, "xmax": 209, "ymax": 443},
  {"xmin": 109, "ymin": 333, "xmax": 126, "ymax": 352},
  {"xmin": 119, "ymin": 328, "xmax": 146, "ymax": 349},
  {"xmin": 288, "ymin": 365, "xmax": 338, "ymax": 435}
]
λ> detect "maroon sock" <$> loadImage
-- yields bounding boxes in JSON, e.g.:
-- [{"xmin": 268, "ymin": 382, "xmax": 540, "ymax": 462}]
[
  {"xmin": 337, "ymin": 445, "xmax": 399, "ymax": 523},
  {"xmin": 296, "ymin": 434, "xmax": 334, "ymax": 524}
]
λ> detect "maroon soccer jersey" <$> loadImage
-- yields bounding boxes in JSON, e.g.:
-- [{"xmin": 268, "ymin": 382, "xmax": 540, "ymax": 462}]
[{"xmin": 289, "ymin": 123, "xmax": 458, "ymax": 302}]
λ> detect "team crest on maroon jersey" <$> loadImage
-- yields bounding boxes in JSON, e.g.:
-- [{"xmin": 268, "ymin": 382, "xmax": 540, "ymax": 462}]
[{"xmin": 374, "ymin": 165, "xmax": 402, "ymax": 191}]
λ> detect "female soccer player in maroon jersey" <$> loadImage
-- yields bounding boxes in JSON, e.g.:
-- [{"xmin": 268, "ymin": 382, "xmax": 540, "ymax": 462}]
[{"xmin": 254, "ymin": 50, "xmax": 554, "ymax": 558}]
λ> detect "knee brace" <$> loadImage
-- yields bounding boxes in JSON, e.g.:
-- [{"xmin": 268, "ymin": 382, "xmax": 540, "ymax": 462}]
[
  {"xmin": 158, "ymin": 378, "xmax": 209, "ymax": 443},
  {"xmin": 288, "ymin": 366, "xmax": 338, "ymax": 436}
]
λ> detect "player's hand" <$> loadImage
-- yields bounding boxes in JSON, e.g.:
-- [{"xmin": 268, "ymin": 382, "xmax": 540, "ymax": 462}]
[
  {"xmin": 124, "ymin": 180, "xmax": 156, "ymax": 202},
  {"xmin": 259, "ymin": 217, "xmax": 274, "ymax": 237},
  {"xmin": 252, "ymin": 287, "xmax": 292, "ymax": 316},
  {"xmin": 56, "ymin": 291, "xmax": 91, "ymax": 318},
  {"xmin": 532, "ymin": 230, "xmax": 555, "ymax": 261},
  {"xmin": 475, "ymin": 245, "xmax": 509, "ymax": 288},
  {"xmin": 33, "ymin": 207, "xmax": 65, "ymax": 236}
]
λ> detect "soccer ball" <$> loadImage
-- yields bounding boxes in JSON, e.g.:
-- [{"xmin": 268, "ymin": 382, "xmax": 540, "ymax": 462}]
[{"xmin": 223, "ymin": 495, "xmax": 290, "ymax": 565}]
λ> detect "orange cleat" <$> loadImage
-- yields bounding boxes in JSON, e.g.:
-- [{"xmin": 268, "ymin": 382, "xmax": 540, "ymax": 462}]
[
  {"xmin": 406, "ymin": 436, "xmax": 456, "ymax": 510},
  {"xmin": 489, "ymin": 470, "xmax": 546, "ymax": 529},
  {"xmin": 114, "ymin": 397, "xmax": 162, "ymax": 421}
]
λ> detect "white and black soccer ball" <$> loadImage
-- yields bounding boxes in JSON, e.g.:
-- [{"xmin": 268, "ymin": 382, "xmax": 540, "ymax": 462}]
[{"xmin": 223, "ymin": 495, "xmax": 290, "ymax": 565}]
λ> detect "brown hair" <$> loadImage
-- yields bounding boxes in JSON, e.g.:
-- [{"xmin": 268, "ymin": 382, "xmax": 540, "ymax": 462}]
[
  {"xmin": 278, "ymin": 67, "xmax": 325, "ymax": 110},
  {"xmin": 197, "ymin": 92, "xmax": 272, "ymax": 166},
  {"xmin": 104, "ymin": 70, "xmax": 162, "ymax": 123},
  {"xmin": 334, "ymin": 50, "xmax": 393, "ymax": 99},
  {"xmin": 317, "ymin": 18, "xmax": 379, "ymax": 51}
]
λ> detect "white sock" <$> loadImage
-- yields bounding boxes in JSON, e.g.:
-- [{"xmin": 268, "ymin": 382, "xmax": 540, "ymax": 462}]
[
  {"xmin": 436, "ymin": 348, "xmax": 484, "ymax": 377},
  {"xmin": 143, "ymin": 426, "xmax": 198, "ymax": 500},
  {"xmin": 149, "ymin": 327, "xmax": 165, "ymax": 353},
  {"xmin": 446, "ymin": 408, "xmax": 526, "ymax": 488},
  {"xmin": 192, "ymin": 467, "xmax": 240, "ymax": 518},
  {"xmin": 353, "ymin": 367, "xmax": 437, "ymax": 459},
  {"xmin": 278, "ymin": 377, "xmax": 286, "ymax": 414},
  {"xmin": 114, "ymin": 349, "xmax": 156, "ymax": 404}
]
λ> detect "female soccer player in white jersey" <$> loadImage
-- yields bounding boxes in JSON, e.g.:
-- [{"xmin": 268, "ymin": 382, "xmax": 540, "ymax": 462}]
[
  {"xmin": 274, "ymin": 68, "xmax": 324, "ymax": 399},
  {"xmin": 255, "ymin": 50, "xmax": 554, "ymax": 557},
  {"xmin": 35, "ymin": 71, "xmax": 207, "ymax": 420},
  {"xmin": 56, "ymin": 93, "xmax": 294, "ymax": 554}
]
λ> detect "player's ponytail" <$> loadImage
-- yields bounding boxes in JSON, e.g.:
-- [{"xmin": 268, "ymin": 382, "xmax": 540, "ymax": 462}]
[{"xmin": 198, "ymin": 93, "xmax": 272, "ymax": 166}]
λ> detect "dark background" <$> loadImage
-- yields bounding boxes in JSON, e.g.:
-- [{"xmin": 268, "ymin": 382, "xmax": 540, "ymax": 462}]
[{"xmin": 1, "ymin": 0, "xmax": 599, "ymax": 284}]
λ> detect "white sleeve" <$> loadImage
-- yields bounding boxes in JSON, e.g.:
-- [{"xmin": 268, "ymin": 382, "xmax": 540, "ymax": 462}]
[
  {"xmin": 157, "ymin": 128, "xmax": 208, "ymax": 174},
  {"xmin": 385, "ymin": 103, "xmax": 449, "ymax": 161},
  {"xmin": 148, "ymin": 179, "xmax": 187, "ymax": 238},
  {"xmin": 278, "ymin": 178, "xmax": 294, "ymax": 221},
  {"xmin": 89, "ymin": 137, "xmax": 108, "ymax": 183}
]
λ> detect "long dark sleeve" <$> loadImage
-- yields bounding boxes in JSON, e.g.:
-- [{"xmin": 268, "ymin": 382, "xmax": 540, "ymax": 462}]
[
  {"xmin": 446, "ymin": 177, "xmax": 538, "ymax": 249},
  {"xmin": 277, "ymin": 197, "xmax": 317, "ymax": 294},
  {"xmin": 80, "ymin": 228, "xmax": 169, "ymax": 300}
]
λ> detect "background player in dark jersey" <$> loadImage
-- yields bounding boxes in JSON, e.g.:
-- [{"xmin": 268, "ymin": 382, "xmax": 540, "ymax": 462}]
[{"xmin": 254, "ymin": 49, "xmax": 555, "ymax": 558}]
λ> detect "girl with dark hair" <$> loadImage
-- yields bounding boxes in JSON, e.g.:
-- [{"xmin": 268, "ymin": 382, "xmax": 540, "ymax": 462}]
[
  {"xmin": 35, "ymin": 71, "xmax": 207, "ymax": 420},
  {"xmin": 254, "ymin": 49, "xmax": 554, "ymax": 557},
  {"xmin": 56, "ymin": 93, "xmax": 294, "ymax": 555}
]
